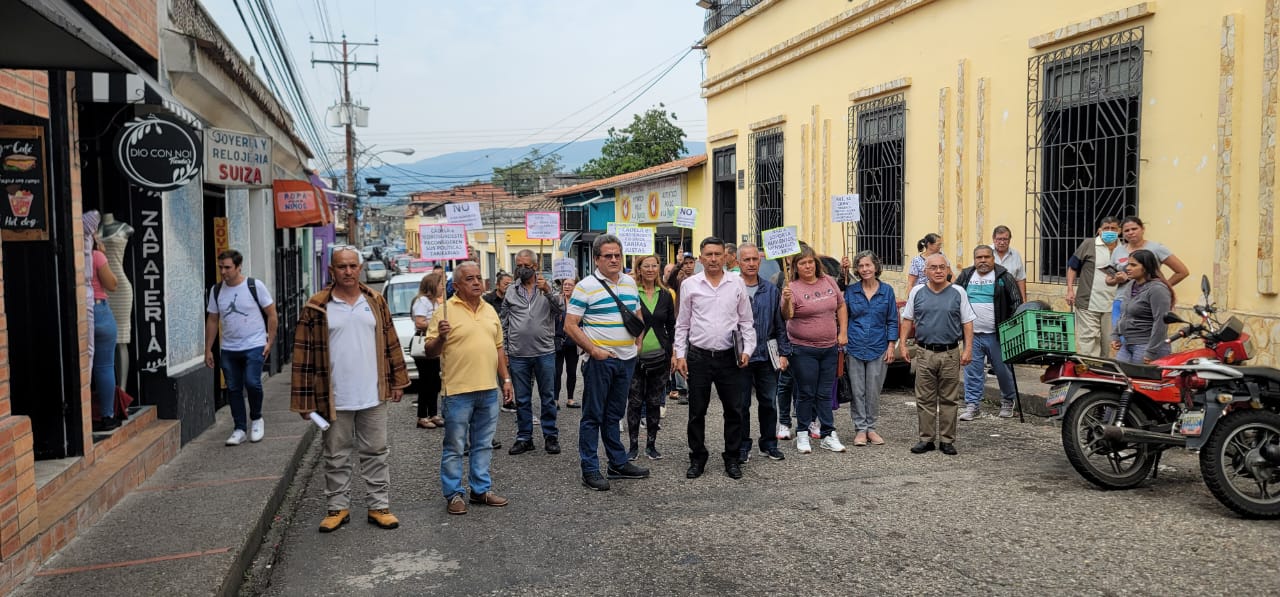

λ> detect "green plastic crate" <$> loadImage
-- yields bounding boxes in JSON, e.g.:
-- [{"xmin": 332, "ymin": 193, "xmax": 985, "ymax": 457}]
[{"xmin": 999, "ymin": 310, "xmax": 1075, "ymax": 363}]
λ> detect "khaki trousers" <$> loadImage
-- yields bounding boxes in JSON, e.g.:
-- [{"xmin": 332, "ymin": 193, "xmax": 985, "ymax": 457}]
[
  {"xmin": 323, "ymin": 402, "xmax": 390, "ymax": 511},
  {"xmin": 1074, "ymin": 307, "xmax": 1111, "ymax": 358},
  {"xmin": 915, "ymin": 346, "xmax": 962, "ymax": 443}
]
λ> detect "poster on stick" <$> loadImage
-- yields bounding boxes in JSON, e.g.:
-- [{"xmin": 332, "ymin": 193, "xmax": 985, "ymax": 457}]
[
  {"xmin": 832, "ymin": 194, "xmax": 861, "ymax": 223},
  {"xmin": 525, "ymin": 211, "xmax": 560, "ymax": 239},
  {"xmin": 419, "ymin": 223, "xmax": 469, "ymax": 261},
  {"xmin": 617, "ymin": 225, "xmax": 655, "ymax": 256},
  {"xmin": 445, "ymin": 201, "xmax": 483, "ymax": 230},
  {"xmin": 761, "ymin": 226, "xmax": 801, "ymax": 260},
  {"xmin": 553, "ymin": 258, "xmax": 576, "ymax": 281},
  {"xmin": 673, "ymin": 206, "xmax": 697, "ymax": 229}
]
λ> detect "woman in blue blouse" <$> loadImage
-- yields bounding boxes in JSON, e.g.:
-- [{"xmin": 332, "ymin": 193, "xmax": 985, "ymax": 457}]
[{"xmin": 843, "ymin": 250, "xmax": 899, "ymax": 447}]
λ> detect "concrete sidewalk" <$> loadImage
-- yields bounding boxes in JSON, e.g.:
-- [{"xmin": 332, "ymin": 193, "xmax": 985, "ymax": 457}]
[{"xmin": 15, "ymin": 371, "xmax": 314, "ymax": 597}]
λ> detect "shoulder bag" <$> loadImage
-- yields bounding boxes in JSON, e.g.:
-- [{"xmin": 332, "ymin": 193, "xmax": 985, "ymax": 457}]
[{"xmin": 594, "ymin": 276, "xmax": 646, "ymax": 337}]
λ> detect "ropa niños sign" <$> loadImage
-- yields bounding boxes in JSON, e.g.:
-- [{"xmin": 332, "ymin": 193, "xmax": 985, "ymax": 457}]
[
  {"xmin": 204, "ymin": 127, "xmax": 272, "ymax": 187},
  {"xmin": 113, "ymin": 114, "xmax": 202, "ymax": 192}
]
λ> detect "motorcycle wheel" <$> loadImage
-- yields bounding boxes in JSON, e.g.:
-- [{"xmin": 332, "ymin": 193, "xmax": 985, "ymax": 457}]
[
  {"xmin": 1061, "ymin": 391, "xmax": 1157, "ymax": 490},
  {"xmin": 1199, "ymin": 409, "xmax": 1280, "ymax": 519}
]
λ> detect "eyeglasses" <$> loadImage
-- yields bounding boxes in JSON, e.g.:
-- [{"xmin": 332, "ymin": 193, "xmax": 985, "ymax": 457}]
[
  {"xmin": 599, "ymin": 253, "xmax": 622, "ymax": 260},
  {"xmin": 926, "ymin": 265, "xmax": 950, "ymax": 271}
]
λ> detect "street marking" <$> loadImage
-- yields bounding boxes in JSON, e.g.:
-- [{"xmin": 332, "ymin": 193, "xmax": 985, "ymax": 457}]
[
  {"xmin": 136, "ymin": 475, "xmax": 281, "ymax": 493},
  {"xmin": 35, "ymin": 547, "xmax": 232, "ymax": 576}
]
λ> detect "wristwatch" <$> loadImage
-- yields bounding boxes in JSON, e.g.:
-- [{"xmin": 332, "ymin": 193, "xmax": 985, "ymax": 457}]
[{"xmin": 503, "ymin": 378, "xmax": 512, "ymax": 384}]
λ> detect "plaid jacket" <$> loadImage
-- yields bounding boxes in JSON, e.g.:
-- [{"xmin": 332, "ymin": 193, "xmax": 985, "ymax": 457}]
[{"xmin": 290, "ymin": 283, "xmax": 410, "ymax": 419}]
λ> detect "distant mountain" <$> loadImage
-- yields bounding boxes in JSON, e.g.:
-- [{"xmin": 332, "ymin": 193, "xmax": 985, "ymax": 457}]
[{"xmin": 355, "ymin": 139, "xmax": 706, "ymax": 201}]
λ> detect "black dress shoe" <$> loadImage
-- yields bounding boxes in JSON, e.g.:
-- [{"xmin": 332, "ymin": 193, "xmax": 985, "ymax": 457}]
[
  {"xmin": 686, "ymin": 461, "xmax": 705, "ymax": 479},
  {"xmin": 910, "ymin": 441, "xmax": 936, "ymax": 454},
  {"xmin": 606, "ymin": 462, "xmax": 650, "ymax": 479},
  {"xmin": 544, "ymin": 436, "xmax": 561, "ymax": 454},
  {"xmin": 582, "ymin": 472, "xmax": 610, "ymax": 491},
  {"xmin": 508, "ymin": 440, "xmax": 535, "ymax": 455},
  {"xmin": 725, "ymin": 461, "xmax": 743, "ymax": 479},
  {"xmin": 939, "ymin": 442, "xmax": 958, "ymax": 456}
]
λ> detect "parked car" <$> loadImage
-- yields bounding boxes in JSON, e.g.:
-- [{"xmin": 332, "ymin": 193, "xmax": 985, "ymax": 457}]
[
  {"xmin": 394, "ymin": 256, "xmax": 412, "ymax": 274},
  {"xmin": 382, "ymin": 272, "xmax": 428, "ymax": 382},
  {"xmin": 362, "ymin": 260, "xmax": 388, "ymax": 284}
]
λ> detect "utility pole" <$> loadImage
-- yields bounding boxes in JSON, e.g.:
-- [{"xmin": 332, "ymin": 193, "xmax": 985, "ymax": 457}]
[{"xmin": 312, "ymin": 34, "xmax": 378, "ymax": 246}]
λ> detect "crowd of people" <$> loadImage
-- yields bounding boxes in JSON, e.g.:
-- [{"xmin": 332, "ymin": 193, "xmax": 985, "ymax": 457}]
[{"xmin": 194, "ymin": 213, "xmax": 1191, "ymax": 531}]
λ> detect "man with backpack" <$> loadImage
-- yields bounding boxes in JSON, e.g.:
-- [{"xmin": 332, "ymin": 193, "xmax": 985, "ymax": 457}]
[{"xmin": 205, "ymin": 249, "xmax": 278, "ymax": 446}]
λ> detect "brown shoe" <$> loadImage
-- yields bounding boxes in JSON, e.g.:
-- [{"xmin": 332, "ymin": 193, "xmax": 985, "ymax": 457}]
[
  {"xmin": 867, "ymin": 431, "xmax": 885, "ymax": 445},
  {"xmin": 318, "ymin": 509, "xmax": 350, "ymax": 533},
  {"xmin": 366, "ymin": 508, "xmax": 400, "ymax": 529},
  {"xmin": 853, "ymin": 432, "xmax": 868, "ymax": 447},
  {"xmin": 447, "ymin": 495, "xmax": 468, "ymax": 515},
  {"xmin": 468, "ymin": 491, "xmax": 509, "ymax": 507},
  {"xmin": 431, "ymin": 415, "xmax": 445, "ymax": 427},
  {"xmin": 417, "ymin": 417, "xmax": 436, "ymax": 429}
]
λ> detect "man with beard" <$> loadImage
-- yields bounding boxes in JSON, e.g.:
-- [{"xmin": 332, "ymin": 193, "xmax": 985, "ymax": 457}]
[
  {"xmin": 501, "ymin": 249, "xmax": 565, "ymax": 455},
  {"xmin": 954, "ymin": 245, "xmax": 1022, "ymax": 420}
]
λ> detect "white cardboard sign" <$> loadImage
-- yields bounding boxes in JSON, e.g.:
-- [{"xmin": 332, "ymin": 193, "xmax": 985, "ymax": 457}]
[
  {"xmin": 674, "ymin": 206, "xmax": 698, "ymax": 229},
  {"xmin": 445, "ymin": 201, "xmax": 483, "ymax": 230},
  {"xmin": 761, "ymin": 226, "xmax": 801, "ymax": 259},
  {"xmin": 525, "ymin": 211, "xmax": 561, "ymax": 240},
  {"xmin": 832, "ymin": 194, "xmax": 861, "ymax": 223},
  {"xmin": 553, "ymin": 258, "xmax": 577, "ymax": 281},
  {"xmin": 418, "ymin": 223, "xmax": 469, "ymax": 261},
  {"xmin": 616, "ymin": 225, "xmax": 655, "ymax": 256}
]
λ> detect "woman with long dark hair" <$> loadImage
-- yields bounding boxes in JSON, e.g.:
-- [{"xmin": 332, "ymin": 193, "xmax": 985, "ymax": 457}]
[
  {"xmin": 782, "ymin": 245, "xmax": 848, "ymax": 453},
  {"xmin": 1105, "ymin": 215, "xmax": 1189, "ymax": 329},
  {"xmin": 1110, "ymin": 249, "xmax": 1175, "ymax": 364},
  {"xmin": 626, "ymin": 255, "xmax": 676, "ymax": 460},
  {"xmin": 907, "ymin": 233, "xmax": 944, "ymax": 288},
  {"xmin": 411, "ymin": 272, "xmax": 445, "ymax": 428}
]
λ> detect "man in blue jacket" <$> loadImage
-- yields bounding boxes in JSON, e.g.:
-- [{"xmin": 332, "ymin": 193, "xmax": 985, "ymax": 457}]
[{"xmin": 735, "ymin": 243, "xmax": 791, "ymax": 462}]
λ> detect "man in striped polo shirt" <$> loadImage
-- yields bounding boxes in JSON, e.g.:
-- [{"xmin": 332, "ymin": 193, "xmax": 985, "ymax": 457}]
[{"xmin": 564, "ymin": 234, "xmax": 651, "ymax": 491}]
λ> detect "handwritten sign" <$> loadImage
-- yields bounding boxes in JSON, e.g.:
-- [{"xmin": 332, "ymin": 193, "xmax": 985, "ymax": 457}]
[
  {"xmin": 553, "ymin": 258, "xmax": 577, "ymax": 281},
  {"xmin": 0, "ymin": 125, "xmax": 49, "ymax": 241},
  {"xmin": 761, "ymin": 226, "xmax": 801, "ymax": 259},
  {"xmin": 674, "ymin": 206, "xmax": 697, "ymax": 229},
  {"xmin": 832, "ymin": 194, "xmax": 861, "ymax": 223},
  {"xmin": 525, "ymin": 211, "xmax": 560, "ymax": 240},
  {"xmin": 419, "ymin": 223, "xmax": 469, "ymax": 260},
  {"xmin": 445, "ymin": 201, "xmax": 483, "ymax": 230},
  {"xmin": 617, "ymin": 225, "xmax": 655, "ymax": 256}
]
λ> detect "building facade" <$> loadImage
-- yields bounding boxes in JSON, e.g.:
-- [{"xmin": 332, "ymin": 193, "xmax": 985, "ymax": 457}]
[{"xmin": 696, "ymin": 0, "xmax": 1280, "ymax": 365}]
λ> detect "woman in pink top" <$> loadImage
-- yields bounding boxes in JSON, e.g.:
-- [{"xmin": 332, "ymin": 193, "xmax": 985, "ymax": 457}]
[
  {"xmin": 781, "ymin": 245, "xmax": 848, "ymax": 454},
  {"xmin": 90, "ymin": 236, "xmax": 120, "ymax": 432}
]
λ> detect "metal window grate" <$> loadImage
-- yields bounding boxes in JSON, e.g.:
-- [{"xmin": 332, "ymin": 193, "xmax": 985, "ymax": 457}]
[
  {"xmin": 847, "ymin": 94, "xmax": 906, "ymax": 269},
  {"xmin": 1025, "ymin": 27, "xmax": 1144, "ymax": 283},
  {"xmin": 703, "ymin": 0, "xmax": 764, "ymax": 35},
  {"xmin": 749, "ymin": 127, "xmax": 784, "ymax": 243}
]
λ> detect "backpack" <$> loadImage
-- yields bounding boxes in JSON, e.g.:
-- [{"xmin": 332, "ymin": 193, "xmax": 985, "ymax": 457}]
[{"xmin": 211, "ymin": 278, "xmax": 269, "ymax": 332}]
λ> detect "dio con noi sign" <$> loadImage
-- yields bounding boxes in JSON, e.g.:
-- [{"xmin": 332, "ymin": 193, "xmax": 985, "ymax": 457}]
[
  {"xmin": 113, "ymin": 114, "xmax": 202, "ymax": 192},
  {"xmin": 205, "ymin": 128, "xmax": 272, "ymax": 187}
]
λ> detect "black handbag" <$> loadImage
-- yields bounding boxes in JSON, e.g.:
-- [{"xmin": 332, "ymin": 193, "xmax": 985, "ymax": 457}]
[
  {"xmin": 637, "ymin": 351, "xmax": 670, "ymax": 374},
  {"xmin": 594, "ymin": 275, "xmax": 646, "ymax": 337}
]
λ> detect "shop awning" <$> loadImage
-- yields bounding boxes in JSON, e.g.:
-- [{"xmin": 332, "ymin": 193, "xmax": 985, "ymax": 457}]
[
  {"xmin": 558, "ymin": 231, "xmax": 581, "ymax": 253},
  {"xmin": 1, "ymin": 0, "xmax": 137, "ymax": 72},
  {"xmin": 75, "ymin": 70, "xmax": 204, "ymax": 131}
]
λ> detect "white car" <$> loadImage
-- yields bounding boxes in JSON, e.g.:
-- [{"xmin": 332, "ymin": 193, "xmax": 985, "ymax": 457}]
[
  {"xmin": 383, "ymin": 272, "xmax": 427, "ymax": 381},
  {"xmin": 362, "ymin": 260, "xmax": 388, "ymax": 284}
]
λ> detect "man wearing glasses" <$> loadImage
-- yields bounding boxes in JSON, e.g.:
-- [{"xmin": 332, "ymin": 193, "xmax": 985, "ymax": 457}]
[
  {"xmin": 564, "ymin": 234, "xmax": 651, "ymax": 491},
  {"xmin": 899, "ymin": 253, "xmax": 976, "ymax": 456}
]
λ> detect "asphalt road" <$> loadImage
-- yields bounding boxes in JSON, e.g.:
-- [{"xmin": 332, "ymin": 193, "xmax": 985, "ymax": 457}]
[{"xmin": 255, "ymin": 375, "xmax": 1280, "ymax": 596}]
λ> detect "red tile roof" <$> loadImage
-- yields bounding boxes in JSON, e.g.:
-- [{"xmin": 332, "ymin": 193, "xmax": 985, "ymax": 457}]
[
  {"xmin": 547, "ymin": 154, "xmax": 707, "ymax": 198},
  {"xmin": 408, "ymin": 181, "xmax": 518, "ymax": 205}
]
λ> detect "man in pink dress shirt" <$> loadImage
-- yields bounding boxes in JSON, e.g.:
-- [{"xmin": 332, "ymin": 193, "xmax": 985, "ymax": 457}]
[{"xmin": 674, "ymin": 237, "xmax": 757, "ymax": 480}]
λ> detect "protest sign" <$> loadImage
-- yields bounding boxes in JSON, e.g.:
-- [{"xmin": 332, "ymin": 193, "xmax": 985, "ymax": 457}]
[
  {"xmin": 832, "ymin": 194, "xmax": 861, "ymax": 223},
  {"xmin": 674, "ymin": 206, "xmax": 697, "ymax": 229},
  {"xmin": 525, "ymin": 211, "xmax": 560, "ymax": 239},
  {"xmin": 419, "ymin": 223, "xmax": 469, "ymax": 260},
  {"xmin": 616, "ymin": 225, "xmax": 655, "ymax": 256},
  {"xmin": 553, "ymin": 258, "xmax": 576, "ymax": 281},
  {"xmin": 761, "ymin": 226, "xmax": 801, "ymax": 259},
  {"xmin": 445, "ymin": 201, "xmax": 483, "ymax": 230}
]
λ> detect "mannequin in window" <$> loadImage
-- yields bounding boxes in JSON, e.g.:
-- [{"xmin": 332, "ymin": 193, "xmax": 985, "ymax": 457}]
[{"xmin": 99, "ymin": 214, "xmax": 134, "ymax": 385}]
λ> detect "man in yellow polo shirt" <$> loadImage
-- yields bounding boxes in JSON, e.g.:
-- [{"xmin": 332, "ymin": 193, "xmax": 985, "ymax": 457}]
[{"xmin": 425, "ymin": 262, "xmax": 516, "ymax": 515}]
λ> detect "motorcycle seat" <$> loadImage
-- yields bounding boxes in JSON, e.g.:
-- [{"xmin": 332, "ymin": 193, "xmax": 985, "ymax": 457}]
[
  {"xmin": 1229, "ymin": 366, "xmax": 1280, "ymax": 386},
  {"xmin": 1114, "ymin": 361, "xmax": 1164, "ymax": 380}
]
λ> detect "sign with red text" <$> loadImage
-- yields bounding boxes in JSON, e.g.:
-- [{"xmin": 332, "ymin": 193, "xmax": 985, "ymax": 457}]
[
  {"xmin": 204, "ymin": 127, "xmax": 272, "ymax": 187},
  {"xmin": 272, "ymin": 180, "xmax": 330, "ymax": 228}
]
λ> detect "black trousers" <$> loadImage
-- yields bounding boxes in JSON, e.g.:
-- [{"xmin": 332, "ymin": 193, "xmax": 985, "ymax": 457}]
[
  {"xmin": 412, "ymin": 356, "xmax": 441, "ymax": 418},
  {"xmin": 686, "ymin": 347, "xmax": 744, "ymax": 464},
  {"xmin": 555, "ymin": 342, "xmax": 579, "ymax": 403},
  {"xmin": 627, "ymin": 357, "xmax": 667, "ymax": 444}
]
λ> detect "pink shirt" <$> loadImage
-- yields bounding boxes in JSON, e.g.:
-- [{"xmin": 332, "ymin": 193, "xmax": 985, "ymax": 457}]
[
  {"xmin": 674, "ymin": 271, "xmax": 756, "ymax": 358},
  {"xmin": 91, "ymin": 250, "xmax": 109, "ymax": 300},
  {"xmin": 787, "ymin": 276, "xmax": 844, "ymax": 348}
]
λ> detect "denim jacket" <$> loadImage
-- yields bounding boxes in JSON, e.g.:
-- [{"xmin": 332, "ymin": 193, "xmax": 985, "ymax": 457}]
[
  {"xmin": 844, "ymin": 280, "xmax": 900, "ymax": 362},
  {"xmin": 746, "ymin": 277, "xmax": 792, "ymax": 363}
]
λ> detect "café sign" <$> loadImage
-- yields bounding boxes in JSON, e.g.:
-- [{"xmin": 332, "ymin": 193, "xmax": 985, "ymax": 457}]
[
  {"xmin": 204, "ymin": 127, "xmax": 272, "ymax": 187},
  {"xmin": 113, "ymin": 114, "xmax": 202, "ymax": 192}
]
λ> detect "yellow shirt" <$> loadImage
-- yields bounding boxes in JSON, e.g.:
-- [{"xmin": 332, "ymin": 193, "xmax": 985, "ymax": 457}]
[{"xmin": 426, "ymin": 295, "xmax": 503, "ymax": 395}]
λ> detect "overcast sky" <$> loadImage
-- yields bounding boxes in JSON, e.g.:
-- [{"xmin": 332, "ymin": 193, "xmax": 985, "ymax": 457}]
[{"xmin": 202, "ymin": 0, "xmax": 709, "ymax": 170}]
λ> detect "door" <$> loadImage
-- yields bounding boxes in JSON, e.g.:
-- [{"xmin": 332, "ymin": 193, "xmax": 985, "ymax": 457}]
[{"xmin": 712, "ymin": 146, "xmax": 737, "ymax": 243}]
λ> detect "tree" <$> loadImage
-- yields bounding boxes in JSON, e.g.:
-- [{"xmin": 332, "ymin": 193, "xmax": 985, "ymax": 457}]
[
  {"xmin": 579, "ymin": 104, "xmax": 688, "ymax": 179},
  {"xmin": 491, "ymin": 148, "xmax": 563, "ymax": 196}
]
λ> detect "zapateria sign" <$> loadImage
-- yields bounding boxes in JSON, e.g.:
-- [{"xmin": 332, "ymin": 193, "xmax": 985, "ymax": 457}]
[{"xmin": 114, "ymin": 113, "xmax": 202, "ymax": 191}]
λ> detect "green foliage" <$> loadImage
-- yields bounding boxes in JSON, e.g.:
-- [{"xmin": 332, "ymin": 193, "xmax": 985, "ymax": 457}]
[
  {"xmin": 579, "ymin": 105, "xmax": 688, "ymax": 179},
  {"xmin": 491, "ymin": 148, "xmax": 564, "ymax": 196}
]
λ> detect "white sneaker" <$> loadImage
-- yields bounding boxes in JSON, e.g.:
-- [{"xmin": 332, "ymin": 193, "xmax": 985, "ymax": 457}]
[
  {"xmin": 808, "ymin": 421, "xmax": 821, "ymax": 439},
  {"xmin": 660, "ymin": 406, "xmax": 666, "ymax": 418},
  {"xmin": 998, "ymin": 402, "xmax": 1016, "ymax": 418},
  {"xmin": 796, "ymin": 435, "xmax": 812, "ymax": 454},
  {"xmin": 959, "ymin": 404, "xmax": 980, "ymax": 421},
  {"xmin": 225, "ymin": 429, "xmax": 247, "ymax": 446},
  {"xmin": 820, "ymin": 432, "xmax": 847, "ymax": 452},
  {"xmin": 250, "ymin": 418, "xmax": 265, "ymax": 442},
  {"xmin": 776, "ymin": 424, "xmax": 793, "ymax": 440}
]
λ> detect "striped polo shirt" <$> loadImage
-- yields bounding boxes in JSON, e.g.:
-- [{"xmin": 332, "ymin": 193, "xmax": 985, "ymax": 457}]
[{"xmin": 567, "ymin": 269, "xmax": 641, "ymax": 361}]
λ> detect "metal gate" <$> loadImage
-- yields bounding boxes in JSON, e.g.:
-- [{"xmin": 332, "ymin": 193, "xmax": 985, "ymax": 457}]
[{"xmin": 272, "ymin": 245, "xmax": 304, "ymax": 374}]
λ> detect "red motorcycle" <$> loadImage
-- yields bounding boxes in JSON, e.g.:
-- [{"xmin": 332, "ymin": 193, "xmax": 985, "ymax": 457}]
[{"xmin": 1039, "ymin": 276, "xmax": 1254, "ymax": 490}]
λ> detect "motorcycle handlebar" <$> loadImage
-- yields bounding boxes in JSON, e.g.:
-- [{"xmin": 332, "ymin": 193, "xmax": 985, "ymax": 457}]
[{"xmin": 1166, "ymin": 324, "xmax": 1201, "ymax": 344}]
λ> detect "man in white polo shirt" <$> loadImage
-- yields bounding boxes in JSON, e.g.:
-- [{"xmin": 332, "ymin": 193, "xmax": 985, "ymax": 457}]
[{"xmin": 292, "ymin": 247, "xmax": 410, "ymax": 533}]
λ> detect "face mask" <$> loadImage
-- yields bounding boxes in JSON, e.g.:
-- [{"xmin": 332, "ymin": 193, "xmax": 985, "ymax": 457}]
[
  {"xmin": 514, "ymin": 265, "xmax": 536, "ymax": 283},
  {"xmin": 1100, "ymin": 231, "xmax": 1119, "ymax": 243}
]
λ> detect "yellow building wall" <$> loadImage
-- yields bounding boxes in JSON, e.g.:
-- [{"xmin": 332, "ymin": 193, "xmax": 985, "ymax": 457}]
[{"xmin": 700, "ymin": 0, "xmax": 1280, "ymax": 364}]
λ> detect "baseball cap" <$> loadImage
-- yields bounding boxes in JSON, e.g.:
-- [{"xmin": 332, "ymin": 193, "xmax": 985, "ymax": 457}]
[{"xmin": 681, "ymin": 251, "xmax": 695, "ymax": 260}]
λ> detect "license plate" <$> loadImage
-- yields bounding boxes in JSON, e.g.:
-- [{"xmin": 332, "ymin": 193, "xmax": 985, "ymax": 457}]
[
  {"xmin": 1179, "ymin": 411, "xmax": 1206, "ymax": 436},
  {"xmin": 1047, "ymin": 385, "xmax": 1067, "ymax": 408}
]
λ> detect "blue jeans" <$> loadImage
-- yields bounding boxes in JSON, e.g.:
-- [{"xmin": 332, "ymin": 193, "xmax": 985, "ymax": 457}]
[
  {"xmin": 440, "ymin": 389, "xmax": 500, "ymax": 499},
  {"xmin": 740, "ymin": 360, "xmax": 779, "ymax": 454},
  {"xmin": 578, "ymin": 356, "xmax": 635, "ymax": 474},
  {"xmin": 1116, "ymin": 341, "xmax": 1170, "ymax": 364},
  {"xmin": 791, "ymin": 345, "xmax": 837, "ymax": 438},
  {"xmin": 510, "ymin": 353, "xmax": 558, "ymax": 441},
  {"xmin": 776, "ymin": 367, "xmax": 795, "ymax": 427},
  {"xmin": 219, "ymin": 346, "xmax": 266, "ymax": 431},
  {"xmin": 92, "ymin": 301, "xmax": 117, "ymax": 419},
  {"xmin": 963, "ymin": 333, "xmax": 1017, "ymax": 407}
]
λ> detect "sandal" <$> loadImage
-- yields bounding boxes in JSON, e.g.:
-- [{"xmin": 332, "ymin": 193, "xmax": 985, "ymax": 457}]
[
  {"xmin": 853, "ymin": 432, "xmax": 868, "ymax": 447},
  {"xmin": 566, "ymin": 400, "xmax": 580, "ymax": 408},
  {"xmin": 417, "ymin": 418, "xmax": 436, "ymax": 429},
  {"xmin": 867, "ymin": 431, "xmax": 885, "ymax": 445}
]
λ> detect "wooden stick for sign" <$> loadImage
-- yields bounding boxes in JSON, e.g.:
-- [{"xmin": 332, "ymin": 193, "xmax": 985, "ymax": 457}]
[{"xmin": 842, "ymin": 222, "xmax": 850, "ymax": 285}]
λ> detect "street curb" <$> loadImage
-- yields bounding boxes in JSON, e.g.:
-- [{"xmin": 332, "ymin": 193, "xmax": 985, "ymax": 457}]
[{"xmin": 236, "ymin": 433, "xmax": 322, "ymax": 596}]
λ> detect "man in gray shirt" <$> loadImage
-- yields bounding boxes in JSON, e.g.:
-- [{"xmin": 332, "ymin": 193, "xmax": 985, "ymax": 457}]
[
  {"xmin": 900, "ymin": 254, "xmax": 976, "ymax": 456},
  {"xmin": 501, "ymin": 249, "xmax": 566, "ymax": 455}
]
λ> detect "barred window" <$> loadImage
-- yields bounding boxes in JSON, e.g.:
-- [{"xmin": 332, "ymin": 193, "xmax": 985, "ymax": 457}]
[
  {"xmin": 847, "ymin": 94, "xmax": 906, "ymax": 269},
  {"xmin": 749, "ymin": 128, "xmax": 784, "ymax": 243}
]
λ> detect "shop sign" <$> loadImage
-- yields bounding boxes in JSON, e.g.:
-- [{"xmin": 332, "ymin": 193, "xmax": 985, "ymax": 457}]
[
  {"xmin": 204, "ymin": 128, "xmax": 272, "ymax": 187},
  {"xmin": 273, "ymin": 180, "xmax": 331, "ymax": 228},
  {"xmin": 114, "ymin": 114, "xmax": 202, "ymax": 192},
  {"xmin": 616, "ymin": 175, "xmax": 681, "ymax": 224},
  {"xmin": 0, "ymin": 125, "xmax": 49, "ymax": 241}
]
